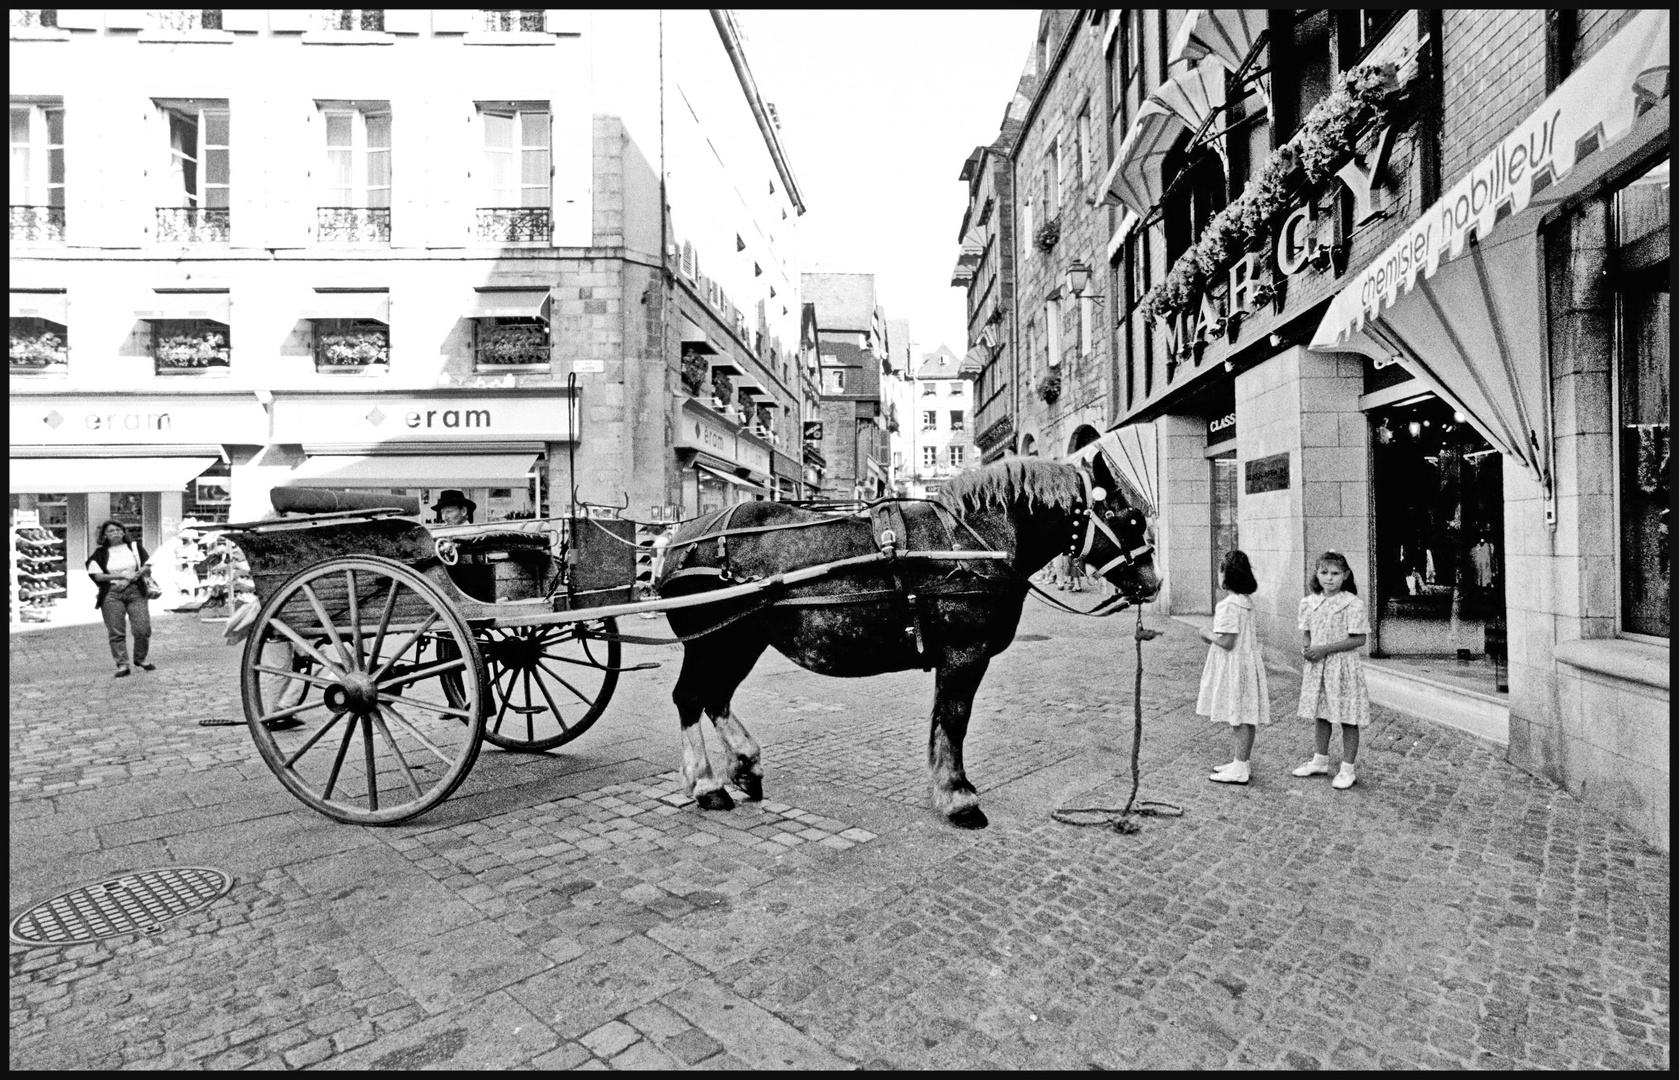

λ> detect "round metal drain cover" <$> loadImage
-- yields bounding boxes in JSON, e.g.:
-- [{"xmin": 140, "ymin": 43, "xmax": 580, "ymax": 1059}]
[{"xmin": 9, "ymin": 867, "xmax": 233, "ymax": 947}]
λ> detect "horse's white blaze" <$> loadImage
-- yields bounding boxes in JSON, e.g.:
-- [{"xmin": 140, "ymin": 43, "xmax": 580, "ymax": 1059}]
[
  {"xmin": 708, "ymin": 708, "xmax": 761, "ymax": 778},
  {"xmin": 681, "ymin": 722, "xmax": 725, "ymax": 797}
]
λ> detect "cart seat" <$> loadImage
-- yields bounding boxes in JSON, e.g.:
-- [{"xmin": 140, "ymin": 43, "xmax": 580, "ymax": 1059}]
[{"xmin": 271, "ymin": 487, "xmax": 421, "ymax": 516}]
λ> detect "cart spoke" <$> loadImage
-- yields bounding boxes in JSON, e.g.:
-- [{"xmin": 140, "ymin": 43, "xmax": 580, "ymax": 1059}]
[
  {"xmin": 375, "ymin": 690, "xmax": 475, "ymax": 721},
  {"xmin": 535, "ymin": 658, "xmax": 602, "ymax": 707},
  {"xmin": 249, "ymin": 663, "xmax": 342, "ymax": 691},
  {"xmin": 375, "ymin": 655, "xmax": 467, "ymax": 692},
  {"xmin": 368, "ymin": 579, "xmax": 401, "ymax": 663},
  {"xmin": 486, "ymin": 667, "xmax": 519, "ymax": 737},
  {"xmin": 370, "ymin": 706, "xmax": 425, "ymax": 800},
  {"xmin": 529, "ymin": 664, "xmax": 568, "ymax": 732},
  {"xmin": 345, "ymin": 569, "xmax": 364, "ymax": 671},
  {"xmin": 302, "ymin": 582, "xmax": 354, "ymax": 672},
  {"xmin": 268, "ymin": 616, "xmax": 349, "ymax": 679},
  {"xmin": 281, "ymin": 709, "xmax": 349, "ymax": 769},
  {"xmin": 369, "ymin": 613, "xmax": 441, "ymax": 683},
  {"xmin": 361, "ymin": 713, "xmax": 379, "ymax": 812},
  {"xmin": 255, "ymin": 695, "xmax": 331, "ymax": 726},
  {"xmin": 320, "ymin": 708, "xmax": 362, "ymax": 801},
  {"xmin": 377, "ymin": 699, "xmax": 457, "ymax": 766},
  {"xmin": 522, "ymin": 669, "xmax": 537, "ymax": 743},
  {"xmin": 533, "ymin": 649, "xmax": 614, "ymax": 669}
]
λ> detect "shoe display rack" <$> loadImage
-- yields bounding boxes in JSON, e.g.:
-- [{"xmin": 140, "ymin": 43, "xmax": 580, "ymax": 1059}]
[
  {"xmin": 11, "ymin": 520, "xmax": 68, "ymax": 625},
  {"xmin": 199, "ymin": 535, "xmax": 256, "ymax": 621}
]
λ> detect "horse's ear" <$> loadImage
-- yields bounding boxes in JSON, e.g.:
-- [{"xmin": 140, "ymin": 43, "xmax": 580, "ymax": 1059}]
[{"xmin": 1089, "ymin": 450, "xmax": 1119, "ymax": 500}]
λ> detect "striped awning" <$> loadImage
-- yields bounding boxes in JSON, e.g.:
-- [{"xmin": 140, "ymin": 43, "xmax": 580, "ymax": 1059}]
[
  {"xmin": 1101, "ymin": 101, "xmax": 1187, "ymax": 217},
  {"xmin": 1106, "ymin": 210, "xmax": 1141, "ymax": 262},
  {"xmin": 1151, "ymin": 60, "xmax": 1232, "ymax": 169},
  {"xmin": 1170, "ymin": 9, "xmax": 1267, "ymax": 72}
]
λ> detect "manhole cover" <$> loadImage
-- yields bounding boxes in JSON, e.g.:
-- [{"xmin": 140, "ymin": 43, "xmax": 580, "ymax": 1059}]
[{"xmin": 9, "ymin": 867, "xmax": 233, "ymax": 946}]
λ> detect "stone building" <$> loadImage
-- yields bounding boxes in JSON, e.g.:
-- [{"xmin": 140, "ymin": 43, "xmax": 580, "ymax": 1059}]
[
  {"xmin": 901, "ymin": 346, "xmax": 976, "ymax": 498},
  {"xmin": 9, "ymin": 9, "xmax": 806, "ymax": 622},
  {"xmin": 801, "ymin": 272, "xmax": 893, "ymax": 499},
  {"xmin": 955, "ymin": 9, "xmax": 1668, "ymax": 849}
]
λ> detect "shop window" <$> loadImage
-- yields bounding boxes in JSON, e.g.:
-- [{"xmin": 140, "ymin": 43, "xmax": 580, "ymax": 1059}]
[
  {"xmin": 152, "ymin": 319, "xmax": 230, "ymax": 375},
  {"xmin": 1612, "ymin": 156, "xmax": 1670, "ymax": 639},
  {"xmin": 1275, "ymin": 10, "xmax": 1332, "ymax": 140},
  {"xmin": 473, "ymin": 316, "xmax": 548, "ymax": 369},
  {"xmin": 476, "ymin": 102, "xmax": 550, "ymax": 242},
  {"xmin": 317, "ymin": 102, "xmax": 391, "ymax": 243},
  {"xmin": 1210, "ymin": 454, "xmax": 1239, "ymax": 607},
  {"xmin": 9, "ymin": 100, "xmax": 64, "ymax": 242},
  {"xmin": 154, "ymin": 100, "xmax": 230, "ymax": 244}
]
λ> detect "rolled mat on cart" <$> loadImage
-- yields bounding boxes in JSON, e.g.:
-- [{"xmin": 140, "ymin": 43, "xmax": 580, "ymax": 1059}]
[{"xmin": 270, "ymin": 487, "xmax": 422, "ymax": 516}]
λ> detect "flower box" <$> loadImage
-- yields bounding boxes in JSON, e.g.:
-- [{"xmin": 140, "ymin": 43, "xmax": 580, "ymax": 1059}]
[
  {"xmin": 473, "ymin": 321, "xmax": 550, "ymax": 369},
  {"xmin": 153, "ymin": 328, "xmax": 230, "ymax": 373},
  {"xmin": 315, "ymin": 326, "xmax": 389, "ymax": 371},
  {"xmin": 9, "ymin": 325, "xmax": 68, "ymax": 372}
]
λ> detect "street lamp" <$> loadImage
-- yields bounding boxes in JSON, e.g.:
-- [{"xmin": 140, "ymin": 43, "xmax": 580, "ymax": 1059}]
[{"xmin": 1064, "ymin": 261, "xmax": 1104, "ymax": 309}]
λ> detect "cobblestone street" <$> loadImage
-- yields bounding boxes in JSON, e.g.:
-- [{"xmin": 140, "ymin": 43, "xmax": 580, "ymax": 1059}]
[{"xmin": 9, "ymin": 602, "xmax": 1670, "ymax": 1069}]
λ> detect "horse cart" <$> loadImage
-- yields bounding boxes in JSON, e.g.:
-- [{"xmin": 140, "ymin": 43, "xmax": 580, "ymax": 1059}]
[{"xmin": 216, "ymin": 457, "xmax": 1159, "ymax": 830}]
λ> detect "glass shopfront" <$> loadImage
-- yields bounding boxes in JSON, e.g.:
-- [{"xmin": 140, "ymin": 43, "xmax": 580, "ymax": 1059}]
[
  {"xmin": 1209, "ymin": 453, "xmax": 1238, "ymax": 605},
  {"xmin": 1369, "ymin": 393, "xmax": 1505, "ymax": 676}
]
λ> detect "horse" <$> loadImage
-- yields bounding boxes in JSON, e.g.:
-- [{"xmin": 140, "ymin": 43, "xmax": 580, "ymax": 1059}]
[{"xmin": 657, "ymin": 453, "xmax": 1160, "ymax": 828}]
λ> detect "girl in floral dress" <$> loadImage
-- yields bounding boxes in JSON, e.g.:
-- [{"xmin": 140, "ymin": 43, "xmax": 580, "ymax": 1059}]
[
  {"xmin": 1198, "ymin": 550, "xmax": 1269, "ymax": 785},
  {"xmin": 1292, "ymin": 551, "xmax": 1371, "ymax": 789}
]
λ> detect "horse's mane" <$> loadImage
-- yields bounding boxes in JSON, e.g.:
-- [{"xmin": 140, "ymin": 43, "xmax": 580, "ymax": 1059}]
[{"xmin": 935, "ymin": 458, "xmax": 1083, "ymax": 518}]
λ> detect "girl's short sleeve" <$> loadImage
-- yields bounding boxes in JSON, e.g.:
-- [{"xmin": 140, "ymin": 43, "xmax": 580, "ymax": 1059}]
[
  {"xmin": 1296, "ymin": 596, "xmax": 1312, "ymax": 631},
  {"xmin": 1345, "ymin": 596, "xmax": 1372, "ymax": 636},
  {"xmin": 85, "ymin": 555, "xmax": 101, "ymax": 576},
  {"xmin": 1211, "ymin": 597, "xmax": 1241, "ymax": 634}
]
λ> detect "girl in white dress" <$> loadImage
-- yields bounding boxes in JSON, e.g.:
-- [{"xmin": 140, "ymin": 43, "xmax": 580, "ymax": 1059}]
[
  {"xmin": 1292, "ymin": 551, "xmax": 1371, "ymax": 790},
  {"xmin": 1198, "ymin": 550, "xmax": 1269, "ymax": 785}
]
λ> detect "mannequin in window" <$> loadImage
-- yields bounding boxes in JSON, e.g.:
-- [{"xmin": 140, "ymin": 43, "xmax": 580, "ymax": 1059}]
[
  {"xmin": 1470, "ymin": 535, "xmax": 1496, "ymax": 590},
  {"xmin": 431, "ymin": 490, "xmax": 476, "ymax": 526}
]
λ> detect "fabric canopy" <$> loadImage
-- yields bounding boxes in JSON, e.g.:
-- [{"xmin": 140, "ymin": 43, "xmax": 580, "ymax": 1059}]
[
  {"xmin": 1106, "ymin": 210, "xmax": 1141, "ymax": 262},
  {"xmin": 464, "ymin": 290, "xmax": 550, "ymax": 321},
  {"xmin": 1151, "ymin": 59, "xmax": 1232, "ymax": 170},
  {"xmin": 1170, "ymin": 9, "xmax": 1268, "ymax": 73},
  {"xmin": 705, "ymin": 354, "xmax": 743, "ymax": 376},
  {"xmin": 10, "ymin": 456, "xmax": 215, "ymax": 494},
  {"xmin": 287, "ymin": 453, "xmax": 538, "ymax": 488},
  {"xmin": 679, "ymin": 316, "xmax": 718, "ymax": 354},
  {"xmin": 10, "ymin": 292, "xmax": 67, "ymax": 323},
  {"xmin": 134, "ymin": 293, "xmax": 230, "ymax": 323},
  {"xmin": 300, "ymin": 292, "xmax": 390, "ymax": 322},
  {"xmin": 695, "ymin": 463, "xmax": 766, "ymax": 495},
  {"xmin": 958, "ymin": 345, "xmax": 988, "ymax": 379},
  {"xmin": 1102, "ymin": 101, "xmax": 1186, "ymax": 217}
]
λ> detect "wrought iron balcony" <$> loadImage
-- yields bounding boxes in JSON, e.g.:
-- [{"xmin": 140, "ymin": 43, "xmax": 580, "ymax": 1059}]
[
  {"xmin": 10, "ymin": 205, "xmax": 65, "ymax": 242},
  {"xmin": 475, "ymin": 207, "xmax": 551, "ymax": 243},
  {"xmin": 316, "ymin": 207, "xmax": 391, "ymax": 244},
  {"xmin": 481, "ymin": 9, "xmax": 544, "ymax": 32},
  {"xmin": 321, "ymin": 9, "xmax": 384, "ymax": 31},
  {"xmin": 10, "ymin": 9, "xmax": 58, "ymax": 28},
  {"xmin": 155, "ymin": 207, "xmax": 231, "ymax": 244}
]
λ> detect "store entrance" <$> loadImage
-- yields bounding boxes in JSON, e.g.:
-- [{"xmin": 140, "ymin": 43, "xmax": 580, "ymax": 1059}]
[
  {"xmin": 1369, "ymin": 393, "xmax": 1506, "ymax": 689},
  {"xmin": 1209, "ymin": 453, "xmax": 1238, "ymax": 607}
]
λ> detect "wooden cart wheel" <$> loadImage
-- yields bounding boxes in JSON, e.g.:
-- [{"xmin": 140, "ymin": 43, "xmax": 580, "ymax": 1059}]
[
  {"xmin": 441, "ymin": 618, "xmax": 621, "ymax": 753},
  {"xmin": 240, "ymin": 555, "xmax": 487, "ymax": 825}
]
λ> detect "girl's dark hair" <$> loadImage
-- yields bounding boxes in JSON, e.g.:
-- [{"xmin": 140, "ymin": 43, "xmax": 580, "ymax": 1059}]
[
  {"xmin": 95, "ymin": 520, "xmax": 131, "ymax": 548},
  {"xmin": 1310, "ymin": 550, "xmax": 1358, "ymax": 595},
  {"xmin": 1220, "ymin": 549, "xmax": 1258, "ymax": 595}
]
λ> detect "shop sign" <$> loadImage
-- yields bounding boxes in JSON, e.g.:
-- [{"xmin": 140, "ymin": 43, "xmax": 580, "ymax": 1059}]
[
  {"xmin": 1316, "ymin": 8, "xmax": 1669, "ymax": 344},
  {"xmin": 735, "ymin": 434, "xmax": 771, "ymax": 476},
  {"xmin": 10, "ymin": 395, "xmax": 268, "ymax": 446},
  {"xmin": 1207, "ymin": 411, "xmax": 1237, "ymax": 445},
  {"xmin": 270, "ymin": 393, "xmax": 574, "ymax": 443},
  {"xmin": 1244, "ymin": 452, "xmax": 1290, "ymax": 494}
]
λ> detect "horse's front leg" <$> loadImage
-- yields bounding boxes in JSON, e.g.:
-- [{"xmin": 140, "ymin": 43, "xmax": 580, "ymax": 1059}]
[
  {"xmin": 929, "ymin": 651, "xmax": 991, "ymax": 829},
  {"xmin": 708, "ymin": 707, "xmax": 763, "ymax": 801},
  {"xmin": 672, "ymin": 653, "xmax": 733, "ymax": 811}
]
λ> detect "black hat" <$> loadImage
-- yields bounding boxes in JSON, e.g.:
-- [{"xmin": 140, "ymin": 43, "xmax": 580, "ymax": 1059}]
[{"xmin": 431, "ymin": 490, "xmax": 477, "ymax": 514}]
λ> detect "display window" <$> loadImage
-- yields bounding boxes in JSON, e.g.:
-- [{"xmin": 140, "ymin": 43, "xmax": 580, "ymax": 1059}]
[
  {"xmin": 1209, "ymin": 454, "xmax": 1238, "ymax": 607},
  {"xmin": 1369, "ymin": 394, "xmax": 1505, "ymax": 676}
]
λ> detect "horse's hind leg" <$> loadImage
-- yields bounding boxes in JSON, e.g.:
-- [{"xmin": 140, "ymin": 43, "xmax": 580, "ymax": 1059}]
[
  {"xmin": 708, "ymin": 707, "xmax": 762, "ymax": 801},
  {"xmin": 671, "ymin": 639, "xmax": 766, "ymax": 811},
  {"xmin": 929, "ymin": 651, "xmax": 991, "ymax": 829}
]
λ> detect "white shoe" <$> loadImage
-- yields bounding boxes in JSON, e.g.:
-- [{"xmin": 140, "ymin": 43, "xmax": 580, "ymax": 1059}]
[
  {"xmin": 1333, "ymin": 763, "xmax": 1357, "ymax": 790},
  {"xmin": 1292, "ymin": 754, "xmax": 1331, "ymax": 777},
  {"xmin": 1209, "ymin": 761, "xmax": 1250, "ymax": 784}
]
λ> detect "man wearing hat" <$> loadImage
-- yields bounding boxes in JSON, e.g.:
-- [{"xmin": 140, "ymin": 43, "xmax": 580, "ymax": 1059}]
[{"xmin": 432, "ymin": 490, "xmax": 477, "ymax": 526}]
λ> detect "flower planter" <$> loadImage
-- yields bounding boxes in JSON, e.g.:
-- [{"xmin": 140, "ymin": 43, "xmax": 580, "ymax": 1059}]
[
  {"xmin": 154, "ymin": 329, "xmax": 230, "ymax": 374},
  {"xmin": 473, "ymin": 322, "xmax": 551, "ymax": 370},
  {"xmin": 10, "ymin": 327, "xmax": 68, "ymax": 373}
]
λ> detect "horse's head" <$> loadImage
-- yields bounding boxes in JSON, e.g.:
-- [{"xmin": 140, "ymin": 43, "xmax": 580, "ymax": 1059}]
[{"xmin": 1074, "ymin": 451, "xmax": 1161, "ymax": 603}]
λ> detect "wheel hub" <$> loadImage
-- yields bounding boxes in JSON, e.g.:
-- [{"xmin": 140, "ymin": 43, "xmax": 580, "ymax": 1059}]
[
  {"xmin": 485, "ymin": 633, "xmax": 544, "ymax": 671},
  {"xmin": 323, "ymin": 672, "xmax": 379, "ymax": 714}
]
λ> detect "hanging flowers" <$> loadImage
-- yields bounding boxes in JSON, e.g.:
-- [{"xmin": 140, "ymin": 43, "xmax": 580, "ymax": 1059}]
[
  {"xmin": 1036, "ymin": 370, "xmax": 1062, "ymax": 403},
  {"xmin": 9, "ymin": 327, "xmax": 68, "ymax": 368},
  {"xmin": 155, "ymin": 329, "xmax": 230, "ymax": 368},
  {"xmin": 1035, "ymin": 218, "xmax": 1061, "ymax": 252}
]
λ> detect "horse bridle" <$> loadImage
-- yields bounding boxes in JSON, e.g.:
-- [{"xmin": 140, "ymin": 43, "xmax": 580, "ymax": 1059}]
[{"xmin": 1069, "ymin": 463, "xmax": 1154, "ymax": 580}]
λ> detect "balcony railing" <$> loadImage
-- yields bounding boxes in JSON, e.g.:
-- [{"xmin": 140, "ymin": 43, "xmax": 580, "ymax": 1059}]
[
  {"xmin": 156, "ymin": 207, "xmax": 231, "ymax": 244},
  {"xmin": 10, "ymin": 10, "xmax": 58, "ymax": 28},
  {"xmin": 317, "ymin": 207, "xmax": 391, "ymax": 244},
  {"xmin": 152, "ymin": 10, "xmax": 223, "ymax": 31},
  {"xmin": 475, "ymin": 207, "xmax": 551, "ymax": 243},
  {"xmin": 473, "ymin": 321, "xmax": 550, "ymax": 368},
  {"xmin": 10, "ymin": 205, "xmax": 65, "ymax": 242},
  {"xmin": 481, "ymin": 9, "xmax": 544, "ymax": 32},
  {"xmin": 321, "ymin": 9, "xmax": 384, "ymax": 31}
]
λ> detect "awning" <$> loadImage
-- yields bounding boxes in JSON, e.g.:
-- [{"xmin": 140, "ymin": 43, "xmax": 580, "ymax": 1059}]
[
  {"xmin": 695, "ymin": 463, "xmax": 767, "ymax": 495},
  {"xmin": 287, "ymin": 452, "xmax": 539, "ymax": 488},
  {"xmin": 134, "ymin": 292, "xmax": 230, "ymax": 323},
  {"xmin": 9, "ymin": 456, "xmax": 215, "ymax": 494},
  {"xmin": 1309, "ymin": 10, "xmax": 1670, "ymax": 497},
  {"xmin": 464, "ymin": 290, "xmax": 550, "ymax": 322},
  {"xmin": 866, "ymin": 458, "xmax": 889, "ymax": 484},
  {"xmin": 958, "ymin": 345, "xmax": 988, "ymax": 379},
  {"xmin": 1151, "ymin": 60, "xmax": 1232, "ymax": 170},
  {"xmin": 1106, "ymin": 210, "xmax": 1141, "ymax": 262},
  {"xmin": 1101, "ymin": 101, "xmax": 1186, "ymax": 217},
  {"xmin": 1097, "ymin": 424, "xmax": 1160, "ymax": 516},
  {"xmin": 300, "ymin": 292, "xmax": 390, "ymax": 323},
  {"xmin": 1170, "ymin": 9, "xmax": 1268, "ymax": 73},
  {"xmin": 10, "ymin": 292, "xmax": 67, "ymax": 323},
  {"xmin": 679, "ymin": 316, "xmax": 718, "ymax": 354},
  {"xmin": 706, "ymin": 354, "xmax": 743, "ymax": 376}
]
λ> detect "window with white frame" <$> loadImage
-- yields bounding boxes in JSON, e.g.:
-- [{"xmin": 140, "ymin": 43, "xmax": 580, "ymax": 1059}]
[
  {"xmin": 922, "ymin": 445, "xmax": 937, "ymax": 469},
  {"xmin": 1078, "ymin": 295, "xmax": 1092, "ymax": 359},
  {"xmin": 823, "ymin": 367, "xmax": 844, "ymax": 393},
  {"xmin": 1077, "ymin": 106, "xmax": 1092, "ymax": 184},
  {"xmin": 480, "ymin": 105, "xmax": 549, "ymax": 207},
  {"xmin": 948, "ymin": 381, "xmax": 962, "ymax": 395},
  {"xmin": 949, "ymin": 410, "xmax": 964, "ymax": 432},
  {"xmin": 949, "ymin": 445, "xmax": 965, "ymax": 467},
  {"xmin": 922, "ymin": 410, "xmax": 937, "ymax": 431},
  {"xmin": 159, "ymin": 101, "xmax": 230, "ymax": 210},
  {"xmin": 1045, "ymin": 298, "xmax": 1062, "ymax": 369},
  {"xmin": 320, "ymin": 104, "xmax": 390, "ymax": 208},
  {"xmin": 9, "ymin": 101, "xmax": 64, "ymax": 218},
  {"xmin": 921, "ymin": 380, "xmax": 936, "ymax": 396}
]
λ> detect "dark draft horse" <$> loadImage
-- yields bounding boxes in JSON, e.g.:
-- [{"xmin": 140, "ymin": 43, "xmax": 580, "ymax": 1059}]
[{"xmin": 658, "ymin": 454, "xmax": 1160, "ymax": 828}]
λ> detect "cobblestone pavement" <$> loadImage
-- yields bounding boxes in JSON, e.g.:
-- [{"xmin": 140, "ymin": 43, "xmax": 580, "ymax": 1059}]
[{"xmin": 10, "ymin": 602, "xmax": 1670, "ymax": 1069}]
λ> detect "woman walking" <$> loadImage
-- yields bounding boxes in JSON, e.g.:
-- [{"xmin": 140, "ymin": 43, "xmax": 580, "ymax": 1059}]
[{"xmin": 86, "ymin": 520, "xmax": 156, "ymax": 677}]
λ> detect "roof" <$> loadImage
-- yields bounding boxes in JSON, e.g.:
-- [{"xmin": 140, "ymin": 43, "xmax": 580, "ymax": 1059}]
[
  {"xmin": 802, "ymin": 273, "xmax": 878, "ymax": 332},
  {"xmin": 914, "ymin": 345, "xmax": 962, "ymax": 380},
  {"xmin": 820, "ymin": 340, "xmax": 870, "ymax": 368}
]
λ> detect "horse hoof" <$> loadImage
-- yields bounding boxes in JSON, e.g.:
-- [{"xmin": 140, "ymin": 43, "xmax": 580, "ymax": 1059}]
[
  {"xmin": 735, "ymin": 775, "xmax": 764, "ymax": 801},
  {"xmin": 947, "ymin": 805, "xmax": 989, "ymax": 830},
  {"xmin": 695, "ymin": 788, "xmax": 735, "ymax": 811}
]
